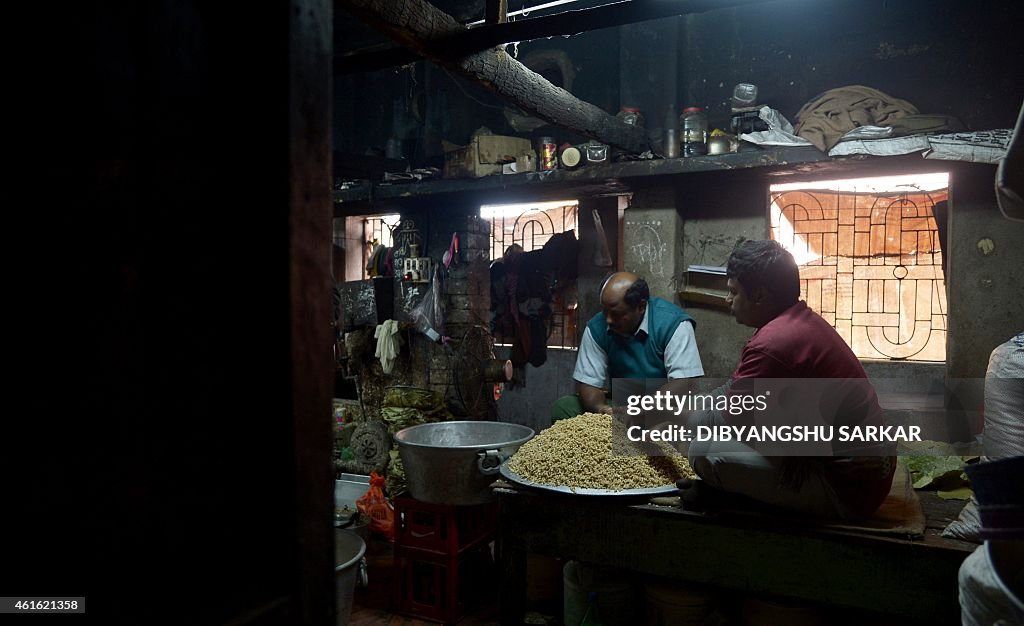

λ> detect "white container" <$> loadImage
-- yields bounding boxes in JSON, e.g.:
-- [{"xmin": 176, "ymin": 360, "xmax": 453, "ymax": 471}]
[{"xmin": 335, "ymin": 473, "xmax": 370, "ymax": 513}]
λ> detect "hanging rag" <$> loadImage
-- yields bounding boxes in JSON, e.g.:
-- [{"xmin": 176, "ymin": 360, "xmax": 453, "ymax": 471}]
[
  {"xmin": 374, "ymin": 319, "xmax": 401, "ymax": 374},
  {"xmin": 443, "ymin": 232, "xmax": 460, "ymax": 269}
]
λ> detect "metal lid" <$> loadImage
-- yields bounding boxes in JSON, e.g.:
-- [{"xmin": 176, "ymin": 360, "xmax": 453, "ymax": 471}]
[
  {"xmin": 561, "ymin": 146, "xmax": 581, "ymax": 167},
  {"xmin": 682, "ymin": 106, "xmax": 704, "ymax": 113}
]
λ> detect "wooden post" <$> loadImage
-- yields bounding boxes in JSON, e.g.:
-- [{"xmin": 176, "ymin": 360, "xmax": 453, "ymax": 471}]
[{"xmin": 486, "ymin": 0, "xmax": 508, "ymax": 24}]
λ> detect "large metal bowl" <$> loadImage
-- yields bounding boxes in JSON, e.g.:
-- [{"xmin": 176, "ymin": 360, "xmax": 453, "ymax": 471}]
[{"xmin": 394, "ymin": 421, "xmax": 534, "ymax": 505}]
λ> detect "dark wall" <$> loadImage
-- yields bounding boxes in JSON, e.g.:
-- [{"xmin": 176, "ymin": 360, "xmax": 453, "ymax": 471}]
[
  {"xmin": 27, "ymin": 2, "xmax": 334, "ymax": 624},
  {"xmin": 681, "ymin": 0, "xmax": 1024, "ymax": 131},
  {"xmin": 333, "ymin": 25, "xmax": 621, "ymax": 167},
  {"xmin": 336, "ymin": 0, "xmax": 1023, "ymax": 170}
]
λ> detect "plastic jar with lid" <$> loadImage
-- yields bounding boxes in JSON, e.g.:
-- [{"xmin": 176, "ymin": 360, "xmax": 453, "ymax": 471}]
[
  {"xmin": 680, "ymin": 107, "xmax": 708, "ymax": 157},
  {"xmin": 616, "ymin": 106, "xmax": 645, "ymax": 128}
]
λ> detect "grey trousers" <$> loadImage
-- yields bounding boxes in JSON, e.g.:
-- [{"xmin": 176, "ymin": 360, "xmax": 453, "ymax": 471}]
[{"xmin": 685, "ymin": 408, "xmax": 852, "ymax": 520}]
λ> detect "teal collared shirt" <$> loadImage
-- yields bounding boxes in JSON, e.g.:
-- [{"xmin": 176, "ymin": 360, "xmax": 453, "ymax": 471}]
[{"xmin": 573, "ymin": 297, "xmax": 703, "ymax": 387}]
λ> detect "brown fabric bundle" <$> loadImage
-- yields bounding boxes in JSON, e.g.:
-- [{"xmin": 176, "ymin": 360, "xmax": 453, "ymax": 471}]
[{"xmin": 794, "ymin": 85, "xmax": 919, "ymax": 151}]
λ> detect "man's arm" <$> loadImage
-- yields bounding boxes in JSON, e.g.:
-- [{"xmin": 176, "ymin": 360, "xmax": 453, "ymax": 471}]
[
  {"xmin": 663, "ymin": 320, "xmax": 704, "ymax": 378},
  {"xmin": 573, "ymin": 326, "xmax": 611, "ymax": 414},
  {"xmin": 577, "ymin": 381, "xmax": 613, "ymax": 415}
]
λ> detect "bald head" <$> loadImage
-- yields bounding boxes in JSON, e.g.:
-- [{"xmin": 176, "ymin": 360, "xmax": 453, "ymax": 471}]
[
  {"xmin": 600, "ymin": 272, "xmax": 640, "ymax": 306},
  {"xmin": 600, "ymin": 272, "xmax": 649, "ymax": 335}
]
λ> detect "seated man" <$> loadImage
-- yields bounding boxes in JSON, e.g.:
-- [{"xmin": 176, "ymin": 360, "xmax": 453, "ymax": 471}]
[
  {"xmin": 684, "ymin": 240, "xmax": 895, "ymax": 521},
  {"xmin": 551, "ymin": 272, "xmax": 704, "ymax": 420}
]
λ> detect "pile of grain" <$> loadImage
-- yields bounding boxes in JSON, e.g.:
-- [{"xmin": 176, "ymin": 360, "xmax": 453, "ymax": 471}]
[{"xmin": 507, "ymin": 412, "xmax": 694, "ymax": 491}]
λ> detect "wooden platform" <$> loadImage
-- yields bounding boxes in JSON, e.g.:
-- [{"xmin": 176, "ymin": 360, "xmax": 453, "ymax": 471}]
[{"xmin": 495, "ymin": 485, "xmax": 975, "ymax": 625}]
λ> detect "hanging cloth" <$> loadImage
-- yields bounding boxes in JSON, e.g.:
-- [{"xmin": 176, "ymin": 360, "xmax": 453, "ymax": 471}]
[{"xmin": 374, "ymin": 319, "xmax": 401, "ymax": 374}]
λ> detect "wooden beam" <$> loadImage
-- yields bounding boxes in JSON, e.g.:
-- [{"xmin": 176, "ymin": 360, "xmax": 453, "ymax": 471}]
[
  {"xmin": 336, "ymin": 0, "xmax": 767, "ymax": 74},
  {"xmin": 338, "ymin": 0, "xmax": 649, "ymax": 151},
  {"xmin": 486, "ymin": 0, "xmax": 508, "ymax": 24}
]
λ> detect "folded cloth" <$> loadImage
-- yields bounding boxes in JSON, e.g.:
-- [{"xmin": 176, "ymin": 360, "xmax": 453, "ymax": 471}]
[
  {"xmin": 795, "ymin": 85, "xmax": 919, "ymax": 151},
  {"xmin": 374, "ymin": 319, "xmax": 400, "ymax": 374}
]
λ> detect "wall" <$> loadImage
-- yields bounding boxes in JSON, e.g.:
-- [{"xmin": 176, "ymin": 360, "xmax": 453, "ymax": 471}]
[
  {"xmin": 39, "ymin": 1, "xmax": 335, "ymax": 622},
  {"xmin": 680, "ymin": 0, "xmax": 1024, "ymax": 133},
  {"xmin": 623, "ymin": 187, "xmax": 684, "ymax": 300},
  {"xmin": 677, "ymin": 174, "xmax": 770, "ymax": 378},
  {"xmin": 495, "ymin": 348, "xmax": 578, "ymax": 432},
  {"xmin": 944, "ymin": 165, "xmax": 1024, "ymax": 429}
]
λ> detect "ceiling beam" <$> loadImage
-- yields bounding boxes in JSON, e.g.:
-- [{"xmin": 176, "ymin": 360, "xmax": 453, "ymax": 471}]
[
  {"xmin": 337, "ymin": 0, "xmax": 650, "ymax": 151},
  {"xmin": 336, "ymin": 0, "xmax": 768, "ymax": 75}
]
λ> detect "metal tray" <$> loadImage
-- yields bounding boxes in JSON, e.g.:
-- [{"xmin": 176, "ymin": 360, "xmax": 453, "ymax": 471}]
[{"xmin": 498, "ymin": 461, "xmax": 679, "ymax": 497}]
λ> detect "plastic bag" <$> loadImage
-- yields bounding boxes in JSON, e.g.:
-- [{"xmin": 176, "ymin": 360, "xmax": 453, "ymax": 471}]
[
  {"xmin": 410, "ymin": 265, "xmax": 446, "ymax": 342},
  {"xmin": 356, "ymin": 472, "xmax": 395, "ymax": 540}
]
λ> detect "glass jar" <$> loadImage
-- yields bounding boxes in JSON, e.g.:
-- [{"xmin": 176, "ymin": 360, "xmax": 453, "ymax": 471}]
[
  {"xmin": 616, "ymin": 106, "xmax": 645, "ymax": 128},
  {"xmin": 680, "ymin": 107, "xmax": 708, "ymax": 157}
]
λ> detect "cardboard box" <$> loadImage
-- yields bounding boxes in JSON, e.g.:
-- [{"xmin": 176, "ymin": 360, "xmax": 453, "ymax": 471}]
[{"xmin": 444, "ymin": 135, "xmax": 534, "ymax": 179}]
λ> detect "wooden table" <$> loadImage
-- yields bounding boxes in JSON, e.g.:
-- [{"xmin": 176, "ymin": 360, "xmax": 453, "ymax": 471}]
[{"xmin": 495, "ymin": 484, "xmax": 975, "ymax": 625}]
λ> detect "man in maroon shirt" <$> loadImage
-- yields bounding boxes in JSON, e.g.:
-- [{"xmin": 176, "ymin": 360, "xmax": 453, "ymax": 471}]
[{"xmin": 683, "ymin": 240, "xmax": 895, "ymax": 520}]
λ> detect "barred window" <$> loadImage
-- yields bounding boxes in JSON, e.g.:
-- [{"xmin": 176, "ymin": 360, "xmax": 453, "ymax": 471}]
[
  {"xmin": 769, "ymin": 173, "xmax": 948, "ymax": 361},
  {"xmin": 480, "ymin": 201, "xmax": 579, "ymax": 349},
  {"xmin": 341, "ymin": 214, "xmax": 400, "ymax": 281}
]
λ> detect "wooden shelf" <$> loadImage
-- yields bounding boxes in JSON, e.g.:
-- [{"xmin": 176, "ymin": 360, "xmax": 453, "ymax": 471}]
[
  {"xmin": 333, "ymin": 145, "xmax": 831, "ymax": 212},
  {"xmin": 678, "ymin": 287, "xmax": 730, "ymax": 310},
  {"xmin": 332, "ymin": 149, "xmax": 988, "ymax": 215}
]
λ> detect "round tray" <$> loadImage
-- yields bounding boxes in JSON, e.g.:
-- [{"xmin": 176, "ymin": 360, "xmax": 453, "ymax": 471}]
[{"xmin": 498, "ymin": 461, "xmax": 679, "ymax": 497}]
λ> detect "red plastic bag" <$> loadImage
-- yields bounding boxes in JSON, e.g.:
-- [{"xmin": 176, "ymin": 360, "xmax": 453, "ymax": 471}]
[{"xmin": 356, "ymin": 472, "xmax": 395, "ymax": 540}]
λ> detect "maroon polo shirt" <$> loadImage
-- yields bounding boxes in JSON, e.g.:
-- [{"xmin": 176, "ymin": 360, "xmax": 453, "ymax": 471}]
[{"xmin": 729, "ymin": 301, "xmax": 896, "ymax": 518}]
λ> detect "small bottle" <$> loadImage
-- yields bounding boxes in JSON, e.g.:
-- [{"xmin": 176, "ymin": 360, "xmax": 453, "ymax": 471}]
[
  {"xmin": 680, "ymin": 107, "xmax": 708, "ymax": 157},
  {"xmin": 616, "ymin": 106, "xmax": 645, "ymax": 128},
  {"xmin": 580, "ymin": 591, "xmax": 605, "ymax": 626}
]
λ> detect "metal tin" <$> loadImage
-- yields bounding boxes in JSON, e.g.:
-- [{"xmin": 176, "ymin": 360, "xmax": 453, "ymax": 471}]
[
  {"xmin": 561, "ymin": 146, "xmax": 582, "ymax": 169},
  {"xmin": 585, "ymin": 141, "xmax": 608, "ymax": 163},
  {"xmin": 539, "ymin": 137, "xmax": 557, "ymax": 171},
  {"xmin": 707, "ymin": 135, "xmax": 731, "ymax": 155}
]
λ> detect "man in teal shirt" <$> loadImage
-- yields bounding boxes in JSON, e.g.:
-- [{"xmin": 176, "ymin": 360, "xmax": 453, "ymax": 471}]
[{"xmin": 552, "ymin": 272, "xmax": 704, "ymax": 420}]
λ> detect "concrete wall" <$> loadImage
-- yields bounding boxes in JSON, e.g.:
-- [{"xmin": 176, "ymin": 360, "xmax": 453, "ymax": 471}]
[
  {"xmin": 679, "ymin": 0, "xmax": 1023, "ymax": 134},
  {"xmin": 946, "ymin": 166, "xmax": 1024, "ymax": 379},
  {"xmin": 622, "ymin": 187, "xmax": 684, "ymax": 301},
  {"xmin": 495, "ymin": 348, "xmax": 577, "ymax": 433},
  {"xmin": 943, "ymin": 165, "xmax": 1024, "ymax": 430},
  {"xmin": 677, "ymin": 175, "xmax": 770, "ymax": 378}
]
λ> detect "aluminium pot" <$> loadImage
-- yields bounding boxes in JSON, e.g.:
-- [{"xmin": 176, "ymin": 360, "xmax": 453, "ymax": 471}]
[{"xmin": 394, "ymin": 421, "xmax": 534, "ymax": 505}]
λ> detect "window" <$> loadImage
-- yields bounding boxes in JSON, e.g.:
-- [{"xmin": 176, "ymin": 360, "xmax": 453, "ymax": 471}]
[
  {"xmin": 480, "ymin": 200, "xmax": 579, "ymax": 349},
  {"xmin": 769, "ymin": 173, "xmax": 948, "ymax": 361},
  {"xmin": 342, "ymin": 214, "xmax": 400, "ymax": 281}
]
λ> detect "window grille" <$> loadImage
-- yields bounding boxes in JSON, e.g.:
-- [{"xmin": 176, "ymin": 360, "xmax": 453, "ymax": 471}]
[
  {"xmin": 770, "ymin": 176, "xmax": 948, "ymax": 361},
  {"xmin": 343, "ymin": 214, "xmax": 400, "ymax": 281}
]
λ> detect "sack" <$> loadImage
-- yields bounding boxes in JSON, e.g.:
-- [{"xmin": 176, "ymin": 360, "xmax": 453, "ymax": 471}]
[
  {"xmin": 943, "ymin": 496, "xmax": 982, "ymax": 543},
  {"xmin": 983, "ymin": 332, "xmax": 1024, "ymax": 459},
  {"xmin": 356, "ymin": 472, "xmax": 395, "ymax": 540}
]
